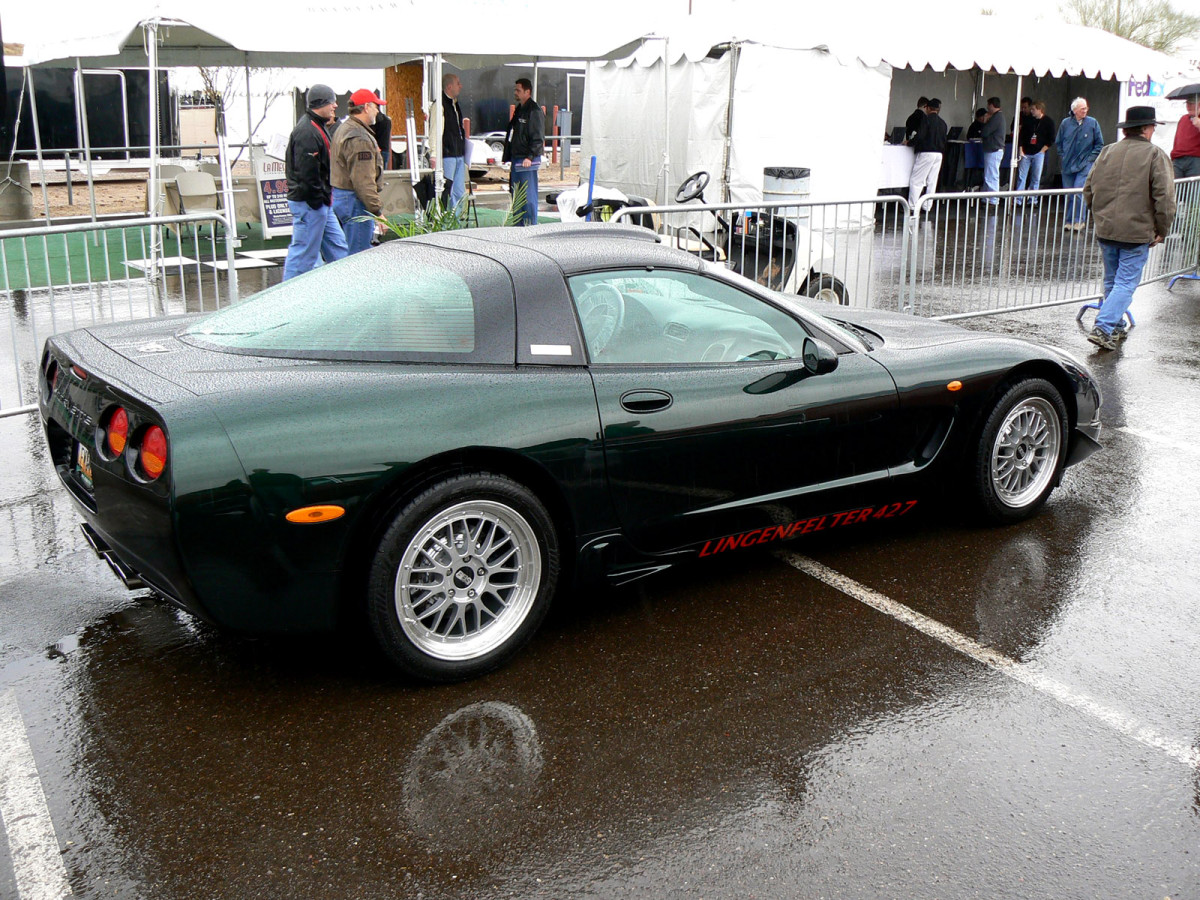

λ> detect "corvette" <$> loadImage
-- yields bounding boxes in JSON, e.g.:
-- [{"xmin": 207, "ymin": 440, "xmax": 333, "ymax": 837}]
[{"xmin": 39, "ymin": 224, "xmax": 1101, "ymax": 681}]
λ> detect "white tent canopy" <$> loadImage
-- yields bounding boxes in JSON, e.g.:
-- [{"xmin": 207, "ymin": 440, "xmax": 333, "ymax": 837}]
[
  {"xmin": 583, "ymin": 11, "xmax": 1189, "ymax": 207},
  {"xmin": 10, "ymin": 0, "xmax": 654, "ymax": 69},
  {"xmin": 622, "ymin": 10, "xmax": 1187, "ymax": 80}
]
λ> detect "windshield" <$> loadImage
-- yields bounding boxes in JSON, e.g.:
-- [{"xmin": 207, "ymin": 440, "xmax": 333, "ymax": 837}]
[
  {"xmin": 181, "ymin": 243, "xmax": 515, "ymax": 362},
  {"xmin": 698, "ymin": 260, "xmax": 862, "ymax": 352}
]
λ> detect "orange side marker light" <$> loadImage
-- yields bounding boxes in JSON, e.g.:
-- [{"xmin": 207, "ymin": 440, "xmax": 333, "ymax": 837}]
[
  {"xmin": 947, "ymin": 380, "xmax": 963, "ymax": 392},
  {"xmin": 286, "ymin": 505, "xmax": 346, "ymax": 524}
]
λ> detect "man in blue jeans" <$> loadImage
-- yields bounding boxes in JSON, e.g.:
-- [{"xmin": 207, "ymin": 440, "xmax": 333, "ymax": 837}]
[
  {"xmin": 441, "ymin": 74, "xmax": 467, "ymax": 212},
  {"xmin": 1015, "ymin": 100, "xmax": 1055, "ymax": 204},
  {"xmin": 504, "ymin": 77, "xmax": 544, "ymax": 226},
  {"xmin": 1056, "ymin": 97, "xmax": 1105, "ymax": 230},
  {"xmin": 979, "ymin": 97, "xmax": 1006, "ymax": 206},
  {"xmin": 1082, "ymin": 106, "xmax": 1175, "ymax": 351},
  {"xmin": 283, "ymin": 84, "xmax": 348, "ymax": 280},
  {"xmin": 331, "ymin": 89, "xmax": 386, "ymax": 255}
]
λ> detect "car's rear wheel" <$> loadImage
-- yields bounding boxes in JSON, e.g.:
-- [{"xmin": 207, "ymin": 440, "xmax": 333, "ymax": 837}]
[
  {"xmin": 972, "ymin": 378, "xmax": 1068, "ymax": 523},
  {"xmin": 368, "ymin": 473, "xmax": 559, "ymax": 682}
]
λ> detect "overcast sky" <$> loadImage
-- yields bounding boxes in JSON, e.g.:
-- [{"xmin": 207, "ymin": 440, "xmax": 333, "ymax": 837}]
[{"xmin": 687, "ymin": 0, "xmax": 1200, "ymax": 26}]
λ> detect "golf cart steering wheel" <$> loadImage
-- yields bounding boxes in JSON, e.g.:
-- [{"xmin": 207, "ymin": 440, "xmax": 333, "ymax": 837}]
[{"xmin": 675, "ymin": 171, "xmax": 711, "ymax": 203}]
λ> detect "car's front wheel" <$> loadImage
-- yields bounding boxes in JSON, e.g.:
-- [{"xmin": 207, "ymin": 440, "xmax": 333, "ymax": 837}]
[
  {"xmin": 972, "ymin": 378, "xmax": 1068, "ymax": 523},
  {"xmin": 368, "ymin": 473, "xmax": 559, "ymax": 682}
]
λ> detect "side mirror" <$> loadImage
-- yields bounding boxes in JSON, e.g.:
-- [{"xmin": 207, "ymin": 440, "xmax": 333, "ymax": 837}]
[{"xmin": 801, "ymin": 336, "xmax": 839, "ymax": 376}]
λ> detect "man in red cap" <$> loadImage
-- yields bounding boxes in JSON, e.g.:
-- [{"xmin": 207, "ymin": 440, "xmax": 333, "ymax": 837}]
[{"xmin": 331, "ymin": 88, "xmax": 387, "ymax": 255}]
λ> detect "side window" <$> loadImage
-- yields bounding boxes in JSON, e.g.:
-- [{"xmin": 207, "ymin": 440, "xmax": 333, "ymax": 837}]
[{"xmin": 567, "ymin": 269, "xmax": 809, "ymax": 364}]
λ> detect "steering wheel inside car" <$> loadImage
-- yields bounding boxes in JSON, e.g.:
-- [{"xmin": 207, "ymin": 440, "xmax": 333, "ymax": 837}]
[
  {"xmin": 675, "ymin": 171, "xmax": 711, "ymax": 203},
  {"xmin": 577, "ymin": 284, "xmax": 626, "ymax": 358}
]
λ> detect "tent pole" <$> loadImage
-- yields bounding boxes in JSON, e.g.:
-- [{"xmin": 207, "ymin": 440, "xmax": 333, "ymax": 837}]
[
  {"xmin": 74, "ymin": 58, "xmax": 99, "ymax": 229},
  {"xmin": 24, "ymin": 67, "xmax": 52, "ymax": 221},
  {"xmin": 721, "ymin": 44, "xmax": 741, "ymax": 203},
  {"xmin": 245, "ymin": 57, "xmax": 254, "ymax": 171},
  {"xmin": 146, "ymin": 21, "xmax": 161, "ymax": 278},
  {"xmin": 1010, "ymin": 74, "xmax": 1022, "ymax": 191},
  {"xmin": 661, "ymin": 37, "xmax": 670, "ymax": 207}
]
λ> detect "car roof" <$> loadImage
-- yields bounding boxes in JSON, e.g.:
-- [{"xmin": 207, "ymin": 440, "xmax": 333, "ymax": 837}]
[{"xmin": 404, "ymin": 223, "xmax": 703, "ymax": 275}]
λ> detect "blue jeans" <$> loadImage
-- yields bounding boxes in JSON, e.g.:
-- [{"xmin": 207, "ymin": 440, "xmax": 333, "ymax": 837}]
[
  {"xmin": 1016, "ymin": 151, "xmax": 1045, "ymax": 202},
  {"xmin": 1096, "ymin": 240, "xmax": 1150, "ymax": 333},
  {"xmin": 332, "ymin": 188, "xmax": 373, "ymax": 255},
  {"xmin": 443, "ymin": 156, "xmax": 467, "ymax": 211},
  {"xmin": 283, "ymin": 201, "xmax": 348, "ymax": 280},
  {"xmin": 983, "ymin": 149, "xmax": 1003, "ymax": 204},
  {"xmin": 1063, "ymin": 169, "xmax": 1090, "ymax": 223},
  {"xmin": 510, "ymin": 165, "xmax": 539, "ymax": 226}
]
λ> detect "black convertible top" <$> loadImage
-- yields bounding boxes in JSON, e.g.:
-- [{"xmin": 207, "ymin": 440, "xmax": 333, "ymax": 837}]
[{"xmin": 402, "ymin": 223, "xmax": 701, "ymax": 276}]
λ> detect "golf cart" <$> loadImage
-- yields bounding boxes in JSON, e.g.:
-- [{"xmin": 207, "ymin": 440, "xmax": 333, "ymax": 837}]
[
  {"xmin": 670, "ymin": 171, "xmax": 848, "ymax": 304},
  {"xmin": 553, "ymin": 171, "xmax": 848, "ymax": 304}
]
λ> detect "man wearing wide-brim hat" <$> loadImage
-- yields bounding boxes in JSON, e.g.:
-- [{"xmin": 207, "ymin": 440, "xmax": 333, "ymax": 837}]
[{"xmin": 1082, "ymin": 105, "xmax": 1176, "ymax": 351}]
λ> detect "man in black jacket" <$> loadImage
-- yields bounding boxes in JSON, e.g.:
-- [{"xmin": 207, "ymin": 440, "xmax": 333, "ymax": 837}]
[
  {"xmin": 441, "ymin": 73, "xmax": 467, "ymax": 211},
  {"xmin": 283, "ymin": 84, "xmax": 348, "ymax": 280},
  {"xmin": 504, "ymin": 77, "xmax": 544, "ymax": 226},
  {"xmin": 908, "ymin": 98, "xmax": 947, "ymax": 211}
]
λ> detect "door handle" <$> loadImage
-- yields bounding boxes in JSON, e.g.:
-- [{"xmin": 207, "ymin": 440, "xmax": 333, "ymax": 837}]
[{"xmin": 619, "ymin": 389, "xmax": 673, "ymax": 413}]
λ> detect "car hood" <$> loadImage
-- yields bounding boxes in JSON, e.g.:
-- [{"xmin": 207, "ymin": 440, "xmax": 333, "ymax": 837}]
[{"xmin": 806, "ymin": 301, "xmax": 991, "ymax": 351}]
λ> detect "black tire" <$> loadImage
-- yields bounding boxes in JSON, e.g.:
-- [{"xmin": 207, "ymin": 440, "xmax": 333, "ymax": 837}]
[
  {"xmin": 971, "ymin": 378, "xmax": 1068, "ymax": 523},
  {"xmin": 367, "ymin": 473, "xmax": 560, "ymax": 682},
  {"xmin": 801, "ymin": 273, "xmax": 849, "ymax": 305}
]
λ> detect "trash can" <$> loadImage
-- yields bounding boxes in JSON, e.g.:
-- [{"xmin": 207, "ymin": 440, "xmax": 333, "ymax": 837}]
[
  {"xmin": 0, "ymin": 162, "xmax": 34, "ymax": 222},
  {"xmin": 763, "ymin": 166, "xmax": 810, "ymax": 221}
]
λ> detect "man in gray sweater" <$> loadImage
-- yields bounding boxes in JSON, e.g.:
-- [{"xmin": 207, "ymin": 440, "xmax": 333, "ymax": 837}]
[
  {"xmin": 980, "ymin": 96, "xmax": 1007, "ymax": 206},
  {"xmin": 1082, "ymin": 106, "xmax": 1176, "ymax": 351}
]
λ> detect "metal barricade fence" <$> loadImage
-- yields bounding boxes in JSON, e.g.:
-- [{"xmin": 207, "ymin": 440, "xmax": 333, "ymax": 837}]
[
  {"xmin": 908, "ymin": 175, "xmax": 1200, "ymax": 319},
  {"xmin": 610, "ymin": 196, "xmax": 914, "ymax": 309},
  {"xmin": 1, "ymin": 213, "xmax": 238, "ymax": 418},
  {"xmin": 610, "ymin": 177, "xmax": 1200, "ymax": 322}
]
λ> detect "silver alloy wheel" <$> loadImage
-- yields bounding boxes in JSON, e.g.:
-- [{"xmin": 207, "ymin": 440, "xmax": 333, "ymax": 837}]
[
  {"xmin": 395, "ymin": 500, "xmax": 541, "ymax": 661},
  {"xmin": 990, "ymin": 396, "xmax": 1062, "ymax": 508}
]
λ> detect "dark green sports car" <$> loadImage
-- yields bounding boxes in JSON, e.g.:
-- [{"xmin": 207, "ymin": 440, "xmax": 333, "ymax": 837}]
[{"xmin": 39, "ymin": 224, "xmax": 1102, "ymax": 681}]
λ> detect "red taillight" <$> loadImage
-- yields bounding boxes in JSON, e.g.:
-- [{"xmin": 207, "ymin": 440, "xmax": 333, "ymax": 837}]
[
  {"xmin": 138, "ymin": 426, "xmax": 167, "ymax": 480},
  {"xmin": 106, "ymin": 407, "xmax": 129, "ymax": 456}
]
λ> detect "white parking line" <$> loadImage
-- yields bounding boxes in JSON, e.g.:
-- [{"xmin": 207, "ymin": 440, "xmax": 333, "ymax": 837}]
[
  {"xmin": 0, "ymin": 691, "xmax": 73, "ymax": 899},
  {"xmin": 780, "ymin": 552, "xmax": 1200, "ymax": 772}
]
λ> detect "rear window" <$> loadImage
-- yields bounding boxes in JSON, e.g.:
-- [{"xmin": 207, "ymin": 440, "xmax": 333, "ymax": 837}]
[{"xmin": 181, "ymin": 242, "xmax": 515, "ymax": 363}]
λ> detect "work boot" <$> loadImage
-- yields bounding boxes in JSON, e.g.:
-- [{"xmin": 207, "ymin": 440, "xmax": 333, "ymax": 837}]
[{"xmin": 1087, "ymin": 327, "xmax": 1118, "ymax": 351}]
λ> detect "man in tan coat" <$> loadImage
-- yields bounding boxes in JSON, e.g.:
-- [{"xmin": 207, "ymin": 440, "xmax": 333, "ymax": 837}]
[
  {"xmin": 332, "ymin": 89, "xmax": 386, "ymax": 255},
  {"xmin": 1082, "ymin": 105, "xmax": 1176, "ymax": 351}
]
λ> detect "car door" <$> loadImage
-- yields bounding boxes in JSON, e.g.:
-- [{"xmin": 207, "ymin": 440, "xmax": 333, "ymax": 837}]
[{"xmin": 568, "ymin": 268, "xmax": 902, "ymax": 553}]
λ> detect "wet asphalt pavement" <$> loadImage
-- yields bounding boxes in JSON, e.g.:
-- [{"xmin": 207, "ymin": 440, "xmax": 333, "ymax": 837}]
[{"xmin": 1, "ymin": 280, "xmax": 1199, "ymax": 899}]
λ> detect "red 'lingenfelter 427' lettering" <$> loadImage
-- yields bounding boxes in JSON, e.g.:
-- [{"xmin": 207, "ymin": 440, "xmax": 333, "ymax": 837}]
[{"xmin": 697, "ymin": 500, "xmax": 918, "ymax": 558}]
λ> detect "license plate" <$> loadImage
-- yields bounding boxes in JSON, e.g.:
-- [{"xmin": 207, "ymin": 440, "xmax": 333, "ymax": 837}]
[{"xmin": 75, "ymin": 442, "xmax": 93, "ymax": 489}]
